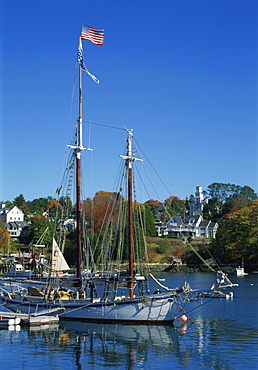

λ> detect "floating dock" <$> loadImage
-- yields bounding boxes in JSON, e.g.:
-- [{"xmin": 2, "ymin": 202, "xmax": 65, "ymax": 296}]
[{"xmin": 0, "ymin": 307, "xmax": 62, "ymax": 327}]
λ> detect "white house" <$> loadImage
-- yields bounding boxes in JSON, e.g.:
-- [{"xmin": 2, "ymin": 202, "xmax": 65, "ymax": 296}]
[
  {"xmin": 0, "ymin": 203, "xmax": 24, "ymax": 223},
  {"xmin": 156, "ymin": 215, "xmax": 218, "ymax": 239},
  {"xmin": 155, "ymin": 186, "xmax": 218, "ymax": 239},
  {"xmin": 0, "ymin": 203, "xmax": 28, "ymax": 238}
]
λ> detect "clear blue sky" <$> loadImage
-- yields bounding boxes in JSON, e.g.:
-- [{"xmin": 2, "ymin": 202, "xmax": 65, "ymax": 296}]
[{"xmin": 0, "ymin": 0, "xmax": 257, "ymax": 204}]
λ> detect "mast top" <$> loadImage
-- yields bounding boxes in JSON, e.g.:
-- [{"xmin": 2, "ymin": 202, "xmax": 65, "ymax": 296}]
[{"xmin": 120, "ymin": 128, "xmax": 143, "ymax": 167}]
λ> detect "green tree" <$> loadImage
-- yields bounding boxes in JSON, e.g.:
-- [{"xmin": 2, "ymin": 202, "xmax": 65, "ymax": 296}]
[
  {"xmin": 142, "ymin": 206, "xmax": 157, "ymax": 237},
  {"xmin": 29, "ymin": 197, "xmax": 52, "ymax": 214},
  {"xmin": 13, "ymin": 194, "xmax": 30, "ymax": 215},
  {"xmin": 207, "ymin": 183, "xmax": 257, "ymax": 203},
  {"xmin": 164, "ymin": 196, "xmax": 185, "ymax": 217},
  {"xmin": 202, "ymin": 197, "xmax": 223, "ymax": 222},
  {"xmin": 58, "ymin": 196, "xmax": 73, "ymax": 217},
  {"xmin": 28, "ymin": 215, "xmax": 54, "ymax": 245}
]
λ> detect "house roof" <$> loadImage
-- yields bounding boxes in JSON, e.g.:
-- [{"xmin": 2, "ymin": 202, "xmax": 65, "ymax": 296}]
[
  {"xmin": 184, "ymin": 215, "xmax": 202, "ymax": 223},
  {"xmin": 199, "ymin": 220, "xmax": 210, "ymax": 227}
]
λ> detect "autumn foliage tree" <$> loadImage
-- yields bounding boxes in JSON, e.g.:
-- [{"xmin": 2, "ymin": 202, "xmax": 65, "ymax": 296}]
[
  {"xmin": 82, "ymin": 191, "xmax": 123, "ymax": 235},
  {"xmin": 211, "ymin": 200, "xmax": 258, "ymax": 266},
  {"xmin": 47, "ymin": 198, "xmax": 63, "ymax": 218},
  {"xmin": 0, "ymin": 220, "xmax": 11, "ymax": 254},
  {"xmin": 144, "ymin": 199, "xmax": 167, "ymax": 221}
]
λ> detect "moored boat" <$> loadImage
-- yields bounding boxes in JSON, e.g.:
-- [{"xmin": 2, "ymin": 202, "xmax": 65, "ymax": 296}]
[{"xmin": 4, "ymin": 263, "xmax": 33, "ymax": 279}]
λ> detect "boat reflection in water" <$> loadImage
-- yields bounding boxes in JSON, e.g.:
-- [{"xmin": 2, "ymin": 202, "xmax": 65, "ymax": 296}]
[{"xmin": 59, "ymin": 321, "xmax": 180, "ymax": 368}]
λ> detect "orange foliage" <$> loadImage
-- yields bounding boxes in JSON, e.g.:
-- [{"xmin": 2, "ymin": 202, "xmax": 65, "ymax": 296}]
[
  {"xmin": 83, "ymin": 191, "xmax": 123, "ymax": 233},
  {"xmin": 47, "ymin": 198, "xmax": 62, "ymax": 210},
  {"xmin": 145, "ymin": 199, "xmax": 162, "ymax": 208},
  {"xmin": 175, "ymin": 249, "xmax": 183, "ymax": 257},
  {"xmin": 32, "ymin": 214, "xmax": 47, "ymax": 221},
  {"xmin": 164, "ymin": 196, "xmax": 185, "ymax": 204}
]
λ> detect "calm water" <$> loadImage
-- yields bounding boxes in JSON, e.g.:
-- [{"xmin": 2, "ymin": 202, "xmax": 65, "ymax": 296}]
[{"xmin": 0, "ymin": 272, "xmax": 257, "ymax": 369}]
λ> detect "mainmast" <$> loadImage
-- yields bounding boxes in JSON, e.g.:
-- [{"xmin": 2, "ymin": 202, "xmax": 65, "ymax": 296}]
[
  {"xmin": 67, "ymin": 66, "xmax": 92, "ymax": 280},
  {"xmin": 121, "ymin": 129, "xmax": 142, "ymax": 298}
]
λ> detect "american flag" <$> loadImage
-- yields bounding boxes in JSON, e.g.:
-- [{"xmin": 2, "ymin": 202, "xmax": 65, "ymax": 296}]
[{"xmin": 81, "ymin": 24, "xmax": 104, "ymax": 45}]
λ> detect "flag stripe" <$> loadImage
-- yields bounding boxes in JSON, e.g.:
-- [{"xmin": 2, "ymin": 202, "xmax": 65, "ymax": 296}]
[{"xmin": 81, "ymin": 24, "xmax": 104, "ymax": 45}]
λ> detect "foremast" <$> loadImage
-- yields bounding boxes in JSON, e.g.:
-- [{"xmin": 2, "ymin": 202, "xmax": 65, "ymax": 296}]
[
  {"xmin": 67, "ymin": 66, "xmax": 92, "ymax": 280},
  {"xmin": 120, "ymin": 129, "xmax": 142, "ymax": 298}
]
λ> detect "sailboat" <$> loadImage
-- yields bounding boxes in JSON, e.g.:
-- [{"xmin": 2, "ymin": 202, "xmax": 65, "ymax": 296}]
[
  {"xmin": 41, "ymin": 238, "xmax": 70, "ymax": 278},
  {"xmin": 0, "ymin": 26, "xmax": 237, "ymax": 324}
]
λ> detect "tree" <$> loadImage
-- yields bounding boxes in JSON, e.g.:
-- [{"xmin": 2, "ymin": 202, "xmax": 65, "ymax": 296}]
[
  {"xmin": 13, "ymin": 194, "xmax": 26, "ymax": 208},
  {"xmin": 13, "ymin": 194, "xmax": 30, "ymax": 215},
  {"xmin": 223, "ymin": 194, "xmax": 251, "ymax": 215},
  {"xmin": 47, "ymin": 198, "xmax": 63, "ymax": 218},
  {"xmin": 202, "ymin": 197, "xmax": 223, "ymax": 222},
  {"xmin": 164, "ymin": 196, "xmax": 185, "ymax": 216},
  {"xmin": 140, "ymin": 205, "xmax": 157, "ymax": 237},
  {"xmin": 28, "ymin": 215, "xmax": 54, "ymax": 245},
  {"xmin": 83, "ymin": 191, "xmax": 123, "ymax": 234},
  {"xmin": 29, "ymin": 197, "xmax": 52, "ymax": 214},
  {"xmin": 212, "ymin": 200, "xmax": 258, "ymax": 265},
  {"xmin": 0, "ymin": 220, "xmax": 11, "ymax": 254},
  {"xmin": 144, "ymin": 199, "xmax": 167, "ymax": 220},
  {"xmin": 58, "ymin": 196, "xmax": 73, "ymax": 217},
  {"xmin": 207, "ymin": 183, "xmax": 257, "ymax": 203}
]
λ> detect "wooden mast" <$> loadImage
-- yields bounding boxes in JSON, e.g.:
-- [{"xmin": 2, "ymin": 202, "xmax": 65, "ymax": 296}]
[
  {"xmin": 76, "ymin": 66, "xmax": 83, "ymax": 280},
  {"xmin": 121, "ymin": 129, "xmax": 142, "ymax": 298},
  {"xmin": 67, "ymin": 64, "xmax": 92, "ymax": 281}
]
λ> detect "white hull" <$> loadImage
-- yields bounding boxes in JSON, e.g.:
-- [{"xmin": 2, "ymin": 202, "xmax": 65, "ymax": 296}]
[
  {"xmin": 0, "ymin": 293, "xmax": 176, "ymax": 325},
  {"xmin": 0, "ymin": 317, "xmax": 21, "ymax": 327},
  {"xmin": 236, "ymin": 267, "xmax": 248, "ymax": 276}
]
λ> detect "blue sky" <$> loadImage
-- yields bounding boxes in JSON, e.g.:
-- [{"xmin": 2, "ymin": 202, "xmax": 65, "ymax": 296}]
[{"xmin": 0, "ymin": 0, "xmax": 257, "ymax": 204}]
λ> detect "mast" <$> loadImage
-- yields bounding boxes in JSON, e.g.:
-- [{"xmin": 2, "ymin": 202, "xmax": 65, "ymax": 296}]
[
  {"xmin": 76, "ymin": 66, "xmax": 83, "ymax": 280},
  {"xmin": 67, "ymin": 65, "xmax": 92, "ymax": 281},
  {"xmin": 121, "ymin": 129, "xmax": 142, "ymax": 298}
]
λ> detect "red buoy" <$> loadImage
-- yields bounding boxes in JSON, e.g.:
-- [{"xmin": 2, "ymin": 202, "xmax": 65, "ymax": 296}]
[{"xmin": 180, "ymin": 314, "xmax": 188, "ymax": 322}]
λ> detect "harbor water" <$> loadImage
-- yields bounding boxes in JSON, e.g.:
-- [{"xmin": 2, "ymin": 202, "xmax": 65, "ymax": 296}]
[{"xmin": 0, "ymin": 272, "xmax": 257, "ymax": 369}]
